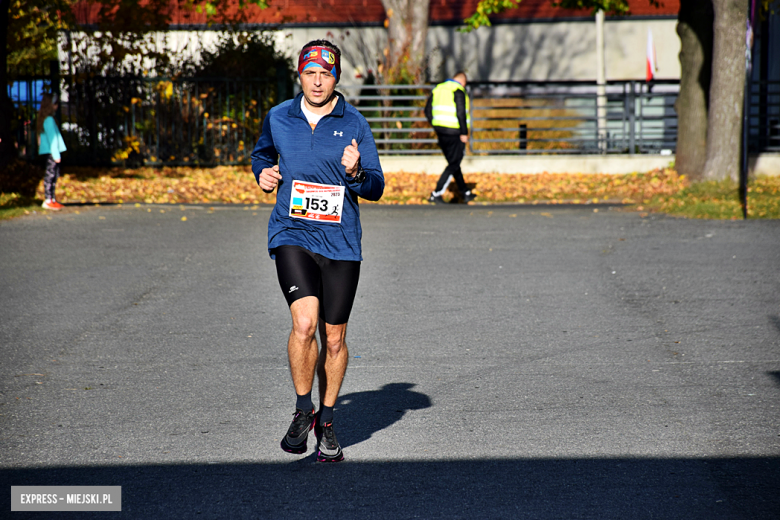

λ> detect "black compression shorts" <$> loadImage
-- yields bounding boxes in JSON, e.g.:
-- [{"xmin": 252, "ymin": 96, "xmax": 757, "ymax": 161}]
[{"xmin": 272, "ymin": 245, "xmax": 361, "ymax": 325}]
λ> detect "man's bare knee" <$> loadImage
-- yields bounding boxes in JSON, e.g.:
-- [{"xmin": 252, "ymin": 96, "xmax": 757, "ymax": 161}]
[
  {"xmin": 323, "ymin": 324, "xmax": 348, "ymax": 356},
  {"xmin": 290, "ymin": 297, "xmax": 319, "ymax": 341},
  {"xmin": 292, "ymin": 315, "xmax": 318, "ymax": 341},
  {"xmin": 325, "ymin": 339, "xmax": 346, "ymax": 357}
]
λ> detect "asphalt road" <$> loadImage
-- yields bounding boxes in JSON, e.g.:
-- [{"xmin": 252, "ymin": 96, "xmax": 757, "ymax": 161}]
[{"xmin": 1, "ymin": 203, "xmax": 779, "ymax": 519}]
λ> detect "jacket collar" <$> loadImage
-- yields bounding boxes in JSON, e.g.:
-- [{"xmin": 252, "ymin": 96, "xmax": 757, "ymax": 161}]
[{"xmin": 288, "ymin": 91, "xmax": 346, "ymax": 119}]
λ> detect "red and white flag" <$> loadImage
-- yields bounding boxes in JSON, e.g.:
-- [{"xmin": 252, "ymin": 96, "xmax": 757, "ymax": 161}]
[{"xmin": 646, "ymin": 30, "xmax": 658, "ymax": 82}]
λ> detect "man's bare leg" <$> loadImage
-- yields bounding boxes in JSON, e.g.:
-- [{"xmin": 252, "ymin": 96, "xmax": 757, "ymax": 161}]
[
  {"xmin": 287, "ymin": 296, "xmax": 319, "ymax": 397},
  {"xmin": 314, "ymin": 319, "xmax": 348, "ymax": 462},
  {"xmin": 279, "ymin": 296, "xmax": 320, "ymax": 454},
  {"xmin": 317, "ymin": 320, "xmax": 349, "ymax": 408}
]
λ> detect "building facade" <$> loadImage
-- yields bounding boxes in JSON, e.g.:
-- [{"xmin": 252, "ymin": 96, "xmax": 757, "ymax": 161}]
[{"xmin": 67, "ymin": 0, "xmax": 681, "ymax": 85}]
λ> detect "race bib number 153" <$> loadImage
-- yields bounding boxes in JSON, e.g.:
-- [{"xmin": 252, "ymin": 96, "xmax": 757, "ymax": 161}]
[{"xmin": 289, "ymin": 180, "xmax": 345, "ymax": 224}]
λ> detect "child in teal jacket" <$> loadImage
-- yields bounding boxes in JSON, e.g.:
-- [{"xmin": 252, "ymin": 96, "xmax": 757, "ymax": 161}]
[{"xmin": 37, "ymin": 93, "xmax": 67, "ymax": 210}]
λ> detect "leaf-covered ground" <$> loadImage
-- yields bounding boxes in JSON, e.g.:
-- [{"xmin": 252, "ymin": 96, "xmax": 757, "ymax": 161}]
[
  {"xmin": 3, "ymin": 166, "xmax": 777, "ymax": 220},
  {"xmin": 47, "ymin": 165, "xmax": 685, "ymax": 206}
]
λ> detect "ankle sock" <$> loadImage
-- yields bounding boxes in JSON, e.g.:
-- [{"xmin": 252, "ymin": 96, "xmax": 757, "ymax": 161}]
[
  {"xmin": 296, "ymin": 392, "xmax": 313, "ymax": 412},
  {"xmin": 319, "ymin": 404, "xmax": 334, "ymax": 425}
]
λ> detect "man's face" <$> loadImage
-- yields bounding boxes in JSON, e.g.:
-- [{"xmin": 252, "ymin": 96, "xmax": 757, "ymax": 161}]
[{"xmin": 300, "ymin": 66, "xmax": 337, "ymax": 108}]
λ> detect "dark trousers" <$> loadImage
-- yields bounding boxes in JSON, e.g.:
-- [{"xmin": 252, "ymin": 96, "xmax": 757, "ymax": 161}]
[
  {"xmin": 434, "ymin": 133, "xmax": 467, "ymax": 195},
  {"xmin": 43, "ymin": 155, "xmax": 61, "ymax": 200}
]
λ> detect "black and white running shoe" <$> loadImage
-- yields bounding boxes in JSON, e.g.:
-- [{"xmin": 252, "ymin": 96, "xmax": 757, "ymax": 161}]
[
  {"xmin": 428, "ymin": 193, "xmax": 445, "ymax": 205},
  {"xmin": 280, "ymin": 408, "xmax": 315, "ymax": 454},
  {"xmin": 315, "ymin": 421, "xmax": 344, "ymax": 463}
]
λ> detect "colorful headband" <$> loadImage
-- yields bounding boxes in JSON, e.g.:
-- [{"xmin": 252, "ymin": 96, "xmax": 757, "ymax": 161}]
[{"xmin": 298, "ymin": 46, "xmax": 341, "ymax": 83}]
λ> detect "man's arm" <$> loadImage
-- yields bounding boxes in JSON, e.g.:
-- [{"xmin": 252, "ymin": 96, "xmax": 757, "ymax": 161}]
[
  {"xmin": 345, "ymin": 121, "xmax": 384, "ymax": 201},
  {"xmin": 251, "ymin": 115, "xmax": 281, "ymax": 192},
  {"xmin": 454, "ymin": 90, "xmax": 468, "ymax": 136},
  {"xmin": 424, "ymin": 93, "xmax": 433, "ymax": 124}
]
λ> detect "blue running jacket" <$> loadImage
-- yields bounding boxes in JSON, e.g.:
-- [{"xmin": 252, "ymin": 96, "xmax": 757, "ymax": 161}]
[{"xmin": 251, "ymin": 92, "xmax": 385, "ymax": 261}]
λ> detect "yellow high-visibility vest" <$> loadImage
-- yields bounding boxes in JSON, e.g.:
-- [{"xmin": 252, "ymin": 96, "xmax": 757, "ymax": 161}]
[{"xmin": 431, "ymin": 80, "xmax": 471, "ymax": 130}]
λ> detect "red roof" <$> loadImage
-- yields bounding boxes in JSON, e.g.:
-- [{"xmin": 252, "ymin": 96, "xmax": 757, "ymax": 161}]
[
  {"xmin": 430, "ymin": 0, "xmax": 678, "ymax": 22},
  {"xmin": 73, "ymin": 0, "xmax": 678, "ymax": 27}
]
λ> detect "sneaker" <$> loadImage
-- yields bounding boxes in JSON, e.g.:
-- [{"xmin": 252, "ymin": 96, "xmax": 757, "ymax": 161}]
[
  {"xmin": 462, "ymin": 191, "xmax": 476, "ymax": 204},
  {"xmin": 315, "ymin": 421, "xmax": 344, "ymax": 462},
  {"xmin": 428, "ymin": 193, "xmax": 445, "ymax": 205},
  {"xmin": 280, "ymin": 408, "xmax": 315, "ymax": 454},
  {"xmin": 42, "ymin": 200, "xmax": 61, "ymax": 211},
  {"xmin": 50, "ymin": 200, "xmax": 65, "ymax": 209}
]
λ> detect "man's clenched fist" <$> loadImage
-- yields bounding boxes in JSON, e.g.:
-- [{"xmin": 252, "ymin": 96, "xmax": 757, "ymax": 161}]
[
  {"xmin": 342, "ymin": 139, "xmax": 360, "ymax": 176},
  {"xmin": 258, "ymin": 164, "xmax": 282, "ymax": 193}
]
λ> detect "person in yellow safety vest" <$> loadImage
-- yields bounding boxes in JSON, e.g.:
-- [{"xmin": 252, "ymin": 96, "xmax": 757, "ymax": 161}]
[{"xmin": 424, "ymin": 71, "xmax": 475, "ymax": 204}]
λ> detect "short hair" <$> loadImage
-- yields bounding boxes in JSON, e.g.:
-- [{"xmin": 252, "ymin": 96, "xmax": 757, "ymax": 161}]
[
  {"xmin": 453, "ymin": 71, "xmax": 468, "ymax": 83},
  {"xmin": 301, "ymin": 39, "xmax": 342, "ymax": 61}
]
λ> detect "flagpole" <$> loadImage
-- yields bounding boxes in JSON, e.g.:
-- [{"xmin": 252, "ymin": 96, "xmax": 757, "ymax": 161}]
[{"xmin": 596, "ymin": 10, "xmax": 606, "ymax": 153}]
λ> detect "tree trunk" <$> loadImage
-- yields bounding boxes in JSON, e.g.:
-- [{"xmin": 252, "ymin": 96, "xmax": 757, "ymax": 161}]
[
  {"xmin": 674, "ymin": 0, "xmax": 713, "ymax": 180},
  {"xmin": 381, "ymin": 0, "xmax": 430, "ymax": 82},
  {"xmin": 1, "ymin": 0, "xmax": 16, "ymax": 172},
  {"xmin": 702, "ymin": 0, "xmax": 749, "ymax": 181}
]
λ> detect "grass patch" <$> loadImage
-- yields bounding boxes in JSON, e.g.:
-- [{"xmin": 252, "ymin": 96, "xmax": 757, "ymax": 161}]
[
  {"xmin": 644, "ymin": 176, "xmax": 780, "ymax": 219},
  {"xmin": 0, "ymin": 193, "xmax": 43, "ymax": 220}
]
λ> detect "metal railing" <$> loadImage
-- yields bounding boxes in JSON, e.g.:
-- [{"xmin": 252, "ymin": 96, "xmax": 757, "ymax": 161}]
[
  {"xmin": 60, "ymin": 75, "xmax": 280, "ymax": 166},
  {"xmin": 341, "ymin": 84, "xmax": 437, "ymax": 154},
  {"xmin": 748, "ymin": 80, "xmax": 780, "ymax": 153},
  {"xmin": 341, "ymin": 81, "xmax": 679, "ymax": 155},
  {"xmin": 13, "ymin": 73, "xmax": 778, "ymax": 165},
  {"xmin": 467, "ymin": 80, "xmax": 678, "ymax": 155}
]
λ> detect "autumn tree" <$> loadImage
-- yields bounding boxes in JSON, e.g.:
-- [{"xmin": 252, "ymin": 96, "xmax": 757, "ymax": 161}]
[
  {"xmin": 701, "ymin": 0, "xmax": 748, "ymax": 181},
  {"xmin": 675, "ymin": 0, "xmax": 713, "ymax": 180},
  {"xmin": 380, "ymin": 0, "xmax": 431, "ymax": 82},
  {"xmin": 1, "ymin": 0, "xmax": 272, "ymax": 171},
  {"xmin": 65, "ymin": 0, "xmax": 270, "ymax": 75}
]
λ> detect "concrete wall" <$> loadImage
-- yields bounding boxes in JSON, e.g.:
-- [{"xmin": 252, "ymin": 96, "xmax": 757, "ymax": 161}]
[
  {"xmin": 425, "ymin": 19, "xmax": 680, "ymax": 83},
  {"xmin": 379, "ymin": 154, "xmax": 677, "ymax": 175},
  {"xmin": 279, "ymin": 19, "xmax": 681, "ymax": 84},
  {"xmin": 60, "ymin": 18, "xmax": 680, "ymax": 85},
  {"xmin": 378, "ymin": 154, "xmax": 780, "ymax": 176}
]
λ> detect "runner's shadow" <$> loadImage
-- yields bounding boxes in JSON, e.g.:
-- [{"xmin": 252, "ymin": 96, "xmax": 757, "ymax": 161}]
[
  {"xmin": 334, "ymin": 382, "xmax": 432, "ymax": 449},
  {"xmin": 769, "ymin": 314, "xmax": 780, "ymax": 336}
]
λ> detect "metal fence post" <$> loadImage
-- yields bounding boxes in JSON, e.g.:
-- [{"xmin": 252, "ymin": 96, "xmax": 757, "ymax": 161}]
[
  {"xmin": 50, "ymin": 60, "xmax": 61, "ymax": 122},
  {"xmin": 276, "ymin": 66, "xmax": 288, "ymax": 103},
  {"xmin": 629, "ymin": 81, "xmax": 636, "ymax": 155},
  {"xmin": 88, "ymin": 79, "xmax": 97, "ymax": 158},
  {"xmin": 156, "ymin": 88, "xmax": 160, "ymax": 164},
  {"xmin": 519, "ymin": 124, "xmax": 527, "ymax": 151}
]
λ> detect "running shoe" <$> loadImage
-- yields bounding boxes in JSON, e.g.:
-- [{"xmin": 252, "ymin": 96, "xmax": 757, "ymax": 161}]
[
  {"xmin": 315, "ymin": 420, "xmax": 344, "ymax": 462},
  {"xmin": 42, "ymin": 199, "xmax": 63, "ymax": 211},
  {"xmin": 462, "ymin": 191, "xmax": 476, "ymax": 204},
  {"xmin": 428, "ymin": 193, "xmax": 445, "ymax": 205},
  {"xmin": 280, "ymin": 408, "xmax": 315, "ymax": 454}
]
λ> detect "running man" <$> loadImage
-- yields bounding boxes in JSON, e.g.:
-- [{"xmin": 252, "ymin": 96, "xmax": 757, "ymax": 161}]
[{"xmin": 251, "ymin": 40, "xmax": 384, "ymax": 462}]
